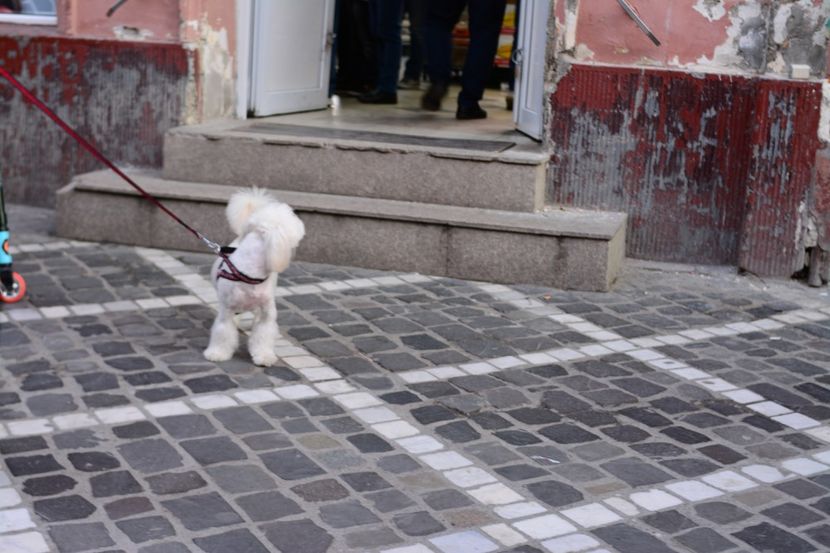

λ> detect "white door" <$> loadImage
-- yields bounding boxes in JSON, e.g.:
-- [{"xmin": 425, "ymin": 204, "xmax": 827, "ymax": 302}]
[
  {"xmin": 250, "ymin": 0, "xmax": 336, "ymax": 116},
  {"xmin": 513, "ymin": 0, "xmax": 550, "ymax": 140}
]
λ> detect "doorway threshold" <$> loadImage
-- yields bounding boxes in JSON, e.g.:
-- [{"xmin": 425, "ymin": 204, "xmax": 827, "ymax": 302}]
[{"xmin": 241, "ymin": 87, "xmax": 544, "ymax": 157}]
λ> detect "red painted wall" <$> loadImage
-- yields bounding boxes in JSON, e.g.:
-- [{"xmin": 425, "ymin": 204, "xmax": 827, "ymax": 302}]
[
  {"xmin": 59, "ymin": 0, "xmax": 181, "ymax": 41},
  {"xmin": 549, "ymin": 63, "xmax": 821, "ymax": 274},
  {"xmin": 0, "ymin": 35, "xmax": 191, "ymax": 206}
]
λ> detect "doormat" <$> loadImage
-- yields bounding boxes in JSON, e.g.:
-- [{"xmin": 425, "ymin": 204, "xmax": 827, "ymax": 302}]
[{"xmin": 239, "ymin": 123, "xmax": 516, "ymax": 153}]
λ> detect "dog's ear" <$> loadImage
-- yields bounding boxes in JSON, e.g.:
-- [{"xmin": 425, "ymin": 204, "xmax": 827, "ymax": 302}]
[
  {"xmin": 250, "ymin": 202, "xmax": 306, "ymax": 273},
  {"xmin": 226, "ymin": 188, "xmax": 273, "ymax": 236}
]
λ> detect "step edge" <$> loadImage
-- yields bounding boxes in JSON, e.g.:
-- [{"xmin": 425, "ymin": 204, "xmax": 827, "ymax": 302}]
[
  {"xmin": 68, "ymin": 170, "xmax": 626, "ymax": 241},
  {"xmin": 165, "ymin": 126, "xmax": 549, "ymax": 165}
]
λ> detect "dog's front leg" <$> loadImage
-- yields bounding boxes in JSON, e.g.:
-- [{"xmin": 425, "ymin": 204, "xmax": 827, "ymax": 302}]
[
  {"xmin": 204, "ymin": 304, "xmax": 239, "ymax": 362},
  {"xmin": 248, "ymin": 300, "xmax": 278, "ymax": 366}
]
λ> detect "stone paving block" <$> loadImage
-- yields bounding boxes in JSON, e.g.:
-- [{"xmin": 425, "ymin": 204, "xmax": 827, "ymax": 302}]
[
  {"xmin": 161, "ymin": 492, "xmax": 243, "ymax": 531},
  {"xmin": 263, "ymin": 519, "xmax": 334, "ymax": 553}
]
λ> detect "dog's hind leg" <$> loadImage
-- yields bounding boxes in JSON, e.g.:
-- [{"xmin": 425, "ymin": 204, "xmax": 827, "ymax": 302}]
[
  {"xmin": 248, "ymin": 301, "xmax": 278, "ymax": 366},
  {"xmin": 204, "ymin": 305, "xmax": 239, "ymax": 362}
]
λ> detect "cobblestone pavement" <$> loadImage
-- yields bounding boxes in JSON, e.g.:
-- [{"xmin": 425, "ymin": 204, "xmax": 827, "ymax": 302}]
[{"xmin": 2, "ymin": 204, "xmax": 830, "ymax": 553}]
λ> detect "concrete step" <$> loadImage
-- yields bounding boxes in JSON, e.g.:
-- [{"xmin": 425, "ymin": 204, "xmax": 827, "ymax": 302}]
[
  {"xmin": 56, "ymin": 170, "xmax": 627, "ymax": 291},
  {"xmin": 162, "ymin": 119, "xmax": 548, "ymax": 213}
]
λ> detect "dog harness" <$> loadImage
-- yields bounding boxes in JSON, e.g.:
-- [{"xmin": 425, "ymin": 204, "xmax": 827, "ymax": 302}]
[{"xmin": 215, "ymin": 247, "xmax": 267, "ymax": 285}]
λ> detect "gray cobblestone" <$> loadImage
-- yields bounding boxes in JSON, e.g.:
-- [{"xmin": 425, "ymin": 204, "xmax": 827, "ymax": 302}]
[{"xmin": 4, "ymin": 204, "xmax": 830, "ymax": 552}]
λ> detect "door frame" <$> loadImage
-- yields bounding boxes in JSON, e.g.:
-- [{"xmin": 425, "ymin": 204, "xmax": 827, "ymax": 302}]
[
  {"xmin": 235, "ymin": 0, "xmax": 254, "ymax": 119},
  {"xmin": 512, "ymin": 0, "xmax": 550, "ymax": 140},
  {"xmin": 235, "ymin": 0, "xmax": 550, "ymax": 135}
]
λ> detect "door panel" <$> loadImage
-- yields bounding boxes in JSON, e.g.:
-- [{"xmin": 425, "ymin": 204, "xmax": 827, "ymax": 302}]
[
  {"xmin": 251, "ymin": 0, "xmax": 336, "ymax": 116},
  {"xmin": 514, "ymin": 0, "xmax": 550, "ymax": 140}
]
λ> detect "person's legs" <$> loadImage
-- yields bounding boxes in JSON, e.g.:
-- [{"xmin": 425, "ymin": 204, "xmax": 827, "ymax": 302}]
[
  {"xmin": 361, "ymin": 0, "xmax": 403, "ymax": 103},
  {"xmin": 457, "ymin": 0, "xmax": 507, "ymax": 118},
  {"xmin": 402, "ymin": 0, "xmax": 427, "ymax": 84},
  {"xmin": 329, "ymin": 0, "xmax": 341, "ymax": 96},
  {"xmin": 421, "ymin": 0, "xmax": 465, "ymax": 110},
  {"xmin": 375, "ymin": 0, "xmax": 404, "ymax": 94},
  {"xmin": 336, "ymin": 0, "xmax": 375, "ymax": 94}
]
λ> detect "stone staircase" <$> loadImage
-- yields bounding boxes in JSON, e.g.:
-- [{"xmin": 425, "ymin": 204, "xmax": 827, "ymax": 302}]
[{"xmin": 56, "ymin": 119, "xmax": 626, "ymax": 291}]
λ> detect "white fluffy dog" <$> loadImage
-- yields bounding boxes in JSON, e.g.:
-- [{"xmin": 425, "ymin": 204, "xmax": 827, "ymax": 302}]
[{"xmin": 203, "ymin": 189, "xmax": 305, "ymax": 366}]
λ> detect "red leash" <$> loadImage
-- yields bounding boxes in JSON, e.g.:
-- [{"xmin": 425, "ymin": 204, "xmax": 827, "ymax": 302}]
[{"xmin": 0, "ymin": 66, "xmax": 265, "ymax": 285}]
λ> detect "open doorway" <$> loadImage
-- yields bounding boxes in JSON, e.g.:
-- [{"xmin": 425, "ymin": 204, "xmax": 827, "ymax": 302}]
[{"xmin": 236, "ymin": 0, "xmax": 547, "ymax": 141}]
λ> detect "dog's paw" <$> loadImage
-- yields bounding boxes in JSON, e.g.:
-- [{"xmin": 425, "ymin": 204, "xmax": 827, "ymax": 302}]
[
  {"xmin": 251, "ymin": 352, "xmax": 277, "ymax": 367},
  {"xmin": 204, "ymin": 347, "xmax": 232, "ymax": 362}
]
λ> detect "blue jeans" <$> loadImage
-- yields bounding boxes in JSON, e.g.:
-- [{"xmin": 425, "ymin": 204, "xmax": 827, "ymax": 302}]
[{"xmin": 425, "ymin": 0, "xmax": 507, "ymax": 107}]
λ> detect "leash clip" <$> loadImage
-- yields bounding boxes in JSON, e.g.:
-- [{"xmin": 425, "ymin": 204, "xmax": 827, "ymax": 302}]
[{"xmin": 199, "ymin": 234, "xmax": 222, "ymax": 255}]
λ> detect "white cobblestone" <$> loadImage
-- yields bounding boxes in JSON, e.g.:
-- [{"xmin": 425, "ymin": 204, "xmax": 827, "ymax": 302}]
[
  {"xmin": 443, "ymin": 467, "xmax": 498, "ymax": 488},
  {"xmin": 702, "ymin": 471, "xmax": 758, "ymax": 492},
  {"xmin": 512, "ymin": 514, "xmax": 577, "ymax": 540}
]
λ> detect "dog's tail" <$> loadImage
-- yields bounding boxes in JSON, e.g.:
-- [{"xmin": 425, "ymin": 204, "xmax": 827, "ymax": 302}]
[{"xmin": 226, "ymin": 188, "xmax": 274, "ymax": 236}]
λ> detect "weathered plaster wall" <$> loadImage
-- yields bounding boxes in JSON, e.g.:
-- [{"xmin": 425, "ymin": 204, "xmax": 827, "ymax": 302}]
[
  {"xmin": 556, "ymin": 0, "xmax": 829, "ymax": 78},
  {"xmin": 548, "ymin": 0, "xmax": 830, "ymax": 274},
  {"xmin": 180, "ymin": 0, "xmax": 236, "ymax": 122},
  {"xmin": 0, "ymin": 1, "xmax": 237, "ymax": 208},
  {"xmin": 549, "ymin": 63, "xmax": 820, "ymax": 271},
  {"xmin": 53, "ymin": 0, "xmax": 237, "ymax": 122},
  {"xmin": 0, "ymin": 36, "xmax": 190, "ymax": 207},
  {"xmin": 58, "ymin": 0, "xmax": 180, "ymax": 42}
]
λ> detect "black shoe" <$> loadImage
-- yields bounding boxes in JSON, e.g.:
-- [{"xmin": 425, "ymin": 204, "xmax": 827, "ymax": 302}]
[
  {"xmin": 358, "ymin": 90, "xmax": 397, "ymax": 104},
  {"xmin": 456, "ymin": 104, "xmax": 487, "ymax": 120},
  {"xmin": 421, "ymin": 83, "xmax": 447, "ymax": 111}
]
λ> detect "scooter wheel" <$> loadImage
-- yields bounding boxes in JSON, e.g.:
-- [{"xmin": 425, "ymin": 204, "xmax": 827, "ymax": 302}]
[{"xmin": 0, "ymin": 272, "xmax": 26, "ymax": 303}]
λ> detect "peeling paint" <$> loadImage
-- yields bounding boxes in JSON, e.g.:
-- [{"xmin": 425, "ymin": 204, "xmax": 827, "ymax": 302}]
[
  {"xmin": 820, "ymin": 80, "xmax": 830, "ymax": 144},
  {"xmin": 569, "ymin": 1, "xmax": 828, "ymax": 78},
  {"xmin": 564, "ymin": 1, "xmax": 580, "ymax": 51},
  {"xmin": 182, "ymin": 14, "xmax": 236, "ymax": 123},
  {"xmin": 701, "ymin": 3, "xmax": 766, "ymax": 71},
  {"xmin": 813, "ymin": 148, "xmax": 830, "ymax": 251},
  {"xmin": 113, "ymin": 26, "xmax": 155, "ymax": 41},
  {"xmin": 574, "ymin": 43, "xmax": 595, "ymax": 61},
  {"xmin": 693, "ymin": 0, "xmax": 728, "ymax": 22},
  {"xmin": 548, "ymin": 63, "xmax": 821, "ymax": 273},
  {"xmin": 767, "ymin": 0, "xmax": 830, "ymax": 77},
  {"xmin": 62, "ymin": 0, "xmax": 180, "ymax": 42},
  {"xmin": 773, "ymin": 3, "xmax": 794, "ymax": 44},
  {"xmin": 0, "ymin": 36, "xmax": 190, "ymax": 207}
]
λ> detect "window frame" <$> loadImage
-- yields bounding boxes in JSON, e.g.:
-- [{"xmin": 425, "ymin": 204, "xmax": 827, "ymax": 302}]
[
  {"xmin": 0, "ymin": 0, "xmax": 57, "ymax": 25},
  {"xmin": 0, "ymin": 13, "xmax": 57, "ymax": 25}
]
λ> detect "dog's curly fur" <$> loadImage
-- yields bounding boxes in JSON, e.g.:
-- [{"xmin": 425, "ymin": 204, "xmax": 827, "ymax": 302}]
[{"xmin": 204, "ymin": 189, "xmax": 305, "ymax": 366}]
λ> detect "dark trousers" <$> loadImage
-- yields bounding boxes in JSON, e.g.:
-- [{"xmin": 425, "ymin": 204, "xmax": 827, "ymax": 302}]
[
  {"xmin": 368, "ymin": 0, "xmax": 404, "ymax": 94},
  {"xmin": 335, "ymin": 0, "xmax": 375, "ymax": 93},
  {"xmin": 424, "ymin": 0, "xmax": 507, "ymax": 107},
  {"xmin": 403, "ymin": 0, "xmax": 427, "ymax": 81}
]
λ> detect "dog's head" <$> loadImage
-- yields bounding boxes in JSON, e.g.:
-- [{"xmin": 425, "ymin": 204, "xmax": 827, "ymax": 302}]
[{"xmin": 226, "ymin": 188, "xmax": 306, "ymax": 273}]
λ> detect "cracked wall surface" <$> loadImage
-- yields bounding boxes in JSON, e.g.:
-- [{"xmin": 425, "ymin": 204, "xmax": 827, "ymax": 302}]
[
  {"xmin": 0, "ymin": 37, "xmax": 191, "ymax": 207},
  {"xmin": 0, "ymin": 0, "xmax": 237, "ymax": 207},
  {"xmin": 554, "ymin": 0, "xmax": 829, "ymax": 78},
  {"xmin": 547, "ymin": 1, "xmax": 829, "ymax": 274}
]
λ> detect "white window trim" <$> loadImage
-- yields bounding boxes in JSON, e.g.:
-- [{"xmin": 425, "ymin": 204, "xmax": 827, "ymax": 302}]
[{"xmin": 0, "ymin": 14, "xmax": 57, "ymax": 25}]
